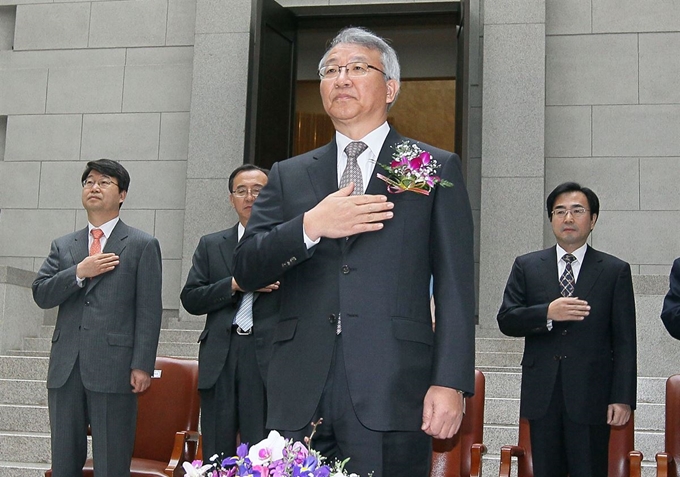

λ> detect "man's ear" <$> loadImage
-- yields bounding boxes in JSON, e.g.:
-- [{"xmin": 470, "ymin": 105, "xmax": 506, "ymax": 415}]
[
  {"xmin": 119, "ymin": 190, "xmax": 127, "ymax": 206},
  {"xmin": 590, "ymin": 213, "xmax": 598, "ymax": 230},
  {"xmin": 386, "ymin": 79, "xmax": 399, "ymax": 104}
]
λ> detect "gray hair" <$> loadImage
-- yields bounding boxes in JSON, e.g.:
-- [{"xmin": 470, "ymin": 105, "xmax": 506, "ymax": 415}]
[{"xmin": 319, "ymin": 27, "xmax": 401, "ymax": 107}]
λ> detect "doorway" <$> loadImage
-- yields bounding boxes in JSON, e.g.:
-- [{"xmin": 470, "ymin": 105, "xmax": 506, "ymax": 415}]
[{"xmin": 245, "ymin": 1, "xmax": 463, "ymax": 169}]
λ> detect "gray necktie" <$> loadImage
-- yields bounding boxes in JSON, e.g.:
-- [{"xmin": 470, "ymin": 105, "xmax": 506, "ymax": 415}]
[
  {"xmin": 339, "ymin": 141, "xmax": 368, "ymax": 195},
  {"xmin": 560, "ymin": 254, "xmax": 576, "ymax": 297},
  {"xmin": 233, "ymin": 292, "xmax": 253, "ymax": 332}
]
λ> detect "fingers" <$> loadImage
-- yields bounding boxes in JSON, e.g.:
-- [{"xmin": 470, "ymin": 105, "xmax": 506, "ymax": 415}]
[{"xmin": 256, "ymin": 281, "xmax": 280, "ymax": 293}]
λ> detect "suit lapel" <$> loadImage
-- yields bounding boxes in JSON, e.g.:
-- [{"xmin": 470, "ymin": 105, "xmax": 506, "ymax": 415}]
[
  {"xmin": 364, "ymin": 127, "xmax": 403, "ymax": 196},
  {"xmin": 537, "ymin": 246, "xmax": 562, "ymax": 299},
  {"xmin": 307, "ymin": 141, "xmax": 340, "ymax": 204},
  {"xmin": 573, "ymin": 246, "xmax": 603, "ymax": 299},
  {"xmin": 218, "ymin": 224, "xmax": 240, "ymax": 272},
  {"xmin": 86, "ymin": 220, "xmax": 129, "ymax": 294},
  {"xmin": 69, "ymin": 228, "xmax": 89, "ymax": 267}
]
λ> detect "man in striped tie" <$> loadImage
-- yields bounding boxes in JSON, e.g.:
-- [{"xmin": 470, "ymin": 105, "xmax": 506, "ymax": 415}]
[
  {"xmin": 181, "ymin": 164, "xmax": 280, "ymax": 458},
  {"xmin": 497, "ymin": 182, "xmax": 637, "ymax": 477}
]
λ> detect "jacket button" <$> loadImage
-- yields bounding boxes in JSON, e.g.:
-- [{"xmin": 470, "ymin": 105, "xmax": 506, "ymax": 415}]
[
  {"xmin": 328, "ymin": 314, "xmax": 337, "ymax": 324},
  {"xmin": 341, "ymin": 265, "xmax": 350, "ymax": 274},
  {"xmin": 561, "ymin": 330, "xmax": 568, "ymax": 336},
  {"xmin": 553, "ymin": 355, "xmax": 561, "ymax": 361},
  {"xmin": 84, "ymin": 301, "xmax": 90, "ymax": 306}
]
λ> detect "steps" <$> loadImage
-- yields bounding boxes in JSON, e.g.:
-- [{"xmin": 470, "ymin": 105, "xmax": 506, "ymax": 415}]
[{"xmin": 0, "ymin": 324, "xmax": 669, "ymax": 477}]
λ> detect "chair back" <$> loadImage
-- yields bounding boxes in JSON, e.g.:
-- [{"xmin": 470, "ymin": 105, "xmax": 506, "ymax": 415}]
[
  {"xmin": 430, "ymin": 369, "xmax": 485, "ymax": 477},
  {"xmin": 608, "ymin": 413, "xmax": 635, "ymax": 477},
  {"xmin": 665, "ymin": 374, "xmax": 680, "ymax": 476},
  {"xmin": 133, "ymin": 356, "xmax": 200, "ymax": 462},
  {"xmin": 516, "ymin": 418, "xmax": 534, "ymax": 477}
]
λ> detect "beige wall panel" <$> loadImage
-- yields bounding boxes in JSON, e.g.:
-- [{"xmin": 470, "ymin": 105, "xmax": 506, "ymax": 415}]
[
  {"xmin": 122, "ymin": 64, "xmax": 193, "ymax": 112},
  {"xmin": 544, "ymin": 157, "xmax": 639, "ymax": 211},
  {"xmin": 14, "ymin": 3, "xmax": 90, "ymax": 51},
  {"xmin": 155, "ymin": 210, "xmax": 185, "ymax": 260},
  {"xmin": 546, "ymin": 34, "xmax": 638, "ymax": 106},
  {"xmin": 81, "ymin": 113, "xmax": 161, "ymax": 162},
  {"xmin": 38, "ymin": 161, "xmax": 89, "ymax": 210},
  {"xmin": 194, "ymin": 0, "xmax": 250, "ymax": 34},
  {"xmin": 0, "ymin": 68, "xmax": 47, "ymax": 115},
  {"xmin": 640, "ymin": 157, "xmax": 680, "ymax": 211},
  {"xmin": 545, "ymin": 106, "xmax": 591, "ymax": 158},
  {"xmin": 0, "ymin": 161, "xmax": 40, "ymax": 208},
  {"xmin": 125, "ymin": 46, "xmax": 194, "ymax": 66},
  {"xmin": 117, "ymin": 209, "xmax": 156, "ymax": 236},
  {"xmin": 46, "ymin": 66, "xmax": 124, "ymax": 114},
  {"xmin": 89, "ymin": 0, "xmax": 167, "ymax": 48},
  {"xmin": 120, "ymin": 161, "xmax": 187, "ymax": 210},
  {"xmin": 593, "ymin": 0, "xmax": 680, "ymax": 33},
  {"xmin": 162, "ymin": 259, "xmax": 181, "ymax": 309},
  {"xmin": 5, "ymin": 114, "xmax": 82, "ymax": 162},
  {"xmin": 639, "ymin": 32, "xmax": 680, "ymax": 104},
  {"xmin": 167, "ymin": 0, "xmax": 197, "ymax": 46},
  {"xmin": 593, "ymin": 105, "xmax": 680, "ymax": 157},
  {"xmin": 0, "ymin": 49, "xmax": 126, "ymax": 69},
  {"xmin": 0, "ymin": 209, "xmax": 76, "ymax": 257},
  {"xmin": 546, "ymin": 0, "xmax": 591, "ymax": 35},
  {"xmin": 159, "ymin": 112, "xmax": 190, "ymax": 161}
]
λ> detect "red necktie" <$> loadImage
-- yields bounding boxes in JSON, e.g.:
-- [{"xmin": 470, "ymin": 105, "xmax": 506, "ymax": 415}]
[{"xmin": 90, "ymin": 229, "xmax": 104, "ymax": 256}]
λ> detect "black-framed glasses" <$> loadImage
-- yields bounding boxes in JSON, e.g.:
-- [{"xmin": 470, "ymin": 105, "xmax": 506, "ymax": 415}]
[
  {"xmin": 82, "ymin": 178, "xmax": 119, "ymax": 189},
  {"xmin": 318, "ymin": 62, "xmax": 386, "ymax": 80},
  {"xmin": 232, "ymin": 187, "xmax": 262, "ymax": 198},
  {"xmin": 551, "ymin": 207, "xmax": 589, "ymax": 219}
]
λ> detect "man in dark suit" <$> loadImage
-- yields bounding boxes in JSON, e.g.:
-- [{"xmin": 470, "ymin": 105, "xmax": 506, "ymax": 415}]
[
  {"xmin": 661, "ymin": 258, "xmax": 680, "ymax": 339},
  {"xmin": 180, "ymin": 164, "xmax": 280, "ymax": 458},
  {"xmin": 497, "ymin": 182, "xmax": 637, "ymax": 477},
  {"xmin": 233, "ymin": 27, "xmax": 475, "ymax": 476},
  {"xmin": 32, "ymin": 159, "xmax": 163, "ymax": 477}
]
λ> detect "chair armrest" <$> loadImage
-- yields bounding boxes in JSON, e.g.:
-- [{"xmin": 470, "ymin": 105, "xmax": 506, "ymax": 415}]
[
  {"xmin": 628, "ymin": 450, "xmax": 643, "ymax": 477},
  {"xmin": 165, "ymin": 430, "xmax": 201, "ymax": 477},
  {"xmin": 656, "ymin": 452, "xmax": 672, "ymax": 477},
  {"xmin": 499, "ymin": 445, "xmax": 525, "ymax": 477},
  {"xmin": 469, "ymin": 443, "xmax": 487, "ymax": 477}
]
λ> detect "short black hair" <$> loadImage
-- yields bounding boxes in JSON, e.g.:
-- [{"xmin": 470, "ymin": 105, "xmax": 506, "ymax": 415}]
[
  {"xmin": 228, "ymin": 164, "xmax": 269, "ymax": 193},
  {"xmin": 546, "ymin": 182, "xmax": 600, "ymax": 221},
  {"xmin": 81, "ymin": 159, "xmax": 130, "ymax": 193}
]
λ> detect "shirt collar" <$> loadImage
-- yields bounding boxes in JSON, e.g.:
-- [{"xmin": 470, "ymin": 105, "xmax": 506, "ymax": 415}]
[
  {"xmin": 335, "ymin": 122, "xmax": 391, "ymax": 158},
  {"xmin": 88, "ymin": 216, "xmax": 119, "ymax": 238},
  {"xmin": 238, "ymin": 223, "xmax": 245, "ymax": 241},
  {"xmin": 556, "ymin": 242, "xmax": 588, "ymax": 264}
]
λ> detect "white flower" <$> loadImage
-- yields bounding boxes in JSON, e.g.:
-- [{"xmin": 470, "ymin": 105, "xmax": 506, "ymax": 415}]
[
  {"xmin": 182, "ymin": 461, "xmax": 212, "ymax": 477},
  {"xmin": 248, "ymin": 430, "xmax": 287, "ymax": 465}
]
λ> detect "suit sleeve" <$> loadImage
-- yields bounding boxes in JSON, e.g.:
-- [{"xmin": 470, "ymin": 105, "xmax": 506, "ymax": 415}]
[
  {"xmin": 181, "ymin": 236, "xmax": 239, "ymax": 316},
  {"xmin": 131, "ymin": 237, "xmax": 163, "ymax": 374},
  {"xmin": 234, "ymin": 162, "xmax": 313, "ymax": 291},
  {"xmin": 609, "ymin": 261, "xmax": 637, "ymax": 407},
  {"xmin": 661, "ymin": 258, "xmax": 680, "ymax": 340},
  {"xmin": 429, "ymin": 154, "xmax": 476, "ymax": 394},
  {"xmin": 32, "ymin": 239, "xmax": 82, "ymax": 309},
  {"xmin": 497, "ymin": 258, "xmax": 552, "ymax": 337}
]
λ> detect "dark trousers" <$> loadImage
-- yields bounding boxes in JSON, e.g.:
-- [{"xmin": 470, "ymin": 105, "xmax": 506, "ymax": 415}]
[
  {"xmin": 48, "ymin": 357, "xmax": 137, "ymax": 477},
  {"xmin": 199, "ymin": 330, "xmax": 267, "ymax": 458},
  {"xmin": 529, "ymin": 368, "xmax": 610, "ymax": 477},
  {"xmin": 284, "ymin": 337, "xmax": 432, "ymax": 477}
]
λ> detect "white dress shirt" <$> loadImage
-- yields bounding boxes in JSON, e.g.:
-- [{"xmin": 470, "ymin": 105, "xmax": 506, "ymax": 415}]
[{"xmin": 76, "ymin": 217, "xmax": 120, "ymax": 286}]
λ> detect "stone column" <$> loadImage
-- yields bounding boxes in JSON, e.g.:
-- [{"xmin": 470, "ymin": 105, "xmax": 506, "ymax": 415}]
[
  {"xmin": 477, "ymin": 0, "xmax": 546, "ymax": 329},
  {"xmin": 179, "ymin": 0, "xmax": 252, "ymax": 321}
]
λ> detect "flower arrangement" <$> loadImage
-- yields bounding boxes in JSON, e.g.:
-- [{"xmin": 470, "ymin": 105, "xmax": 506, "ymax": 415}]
[
  {"xmin": 183, "ymin": 421, "xmax": 362, "ymax": 477},
  {"xmin": 376, "ymin": 140, "xmax": 453, "ymax": 196}
]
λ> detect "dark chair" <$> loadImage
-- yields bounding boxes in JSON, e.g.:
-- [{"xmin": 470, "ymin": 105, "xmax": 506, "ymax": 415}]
[
  {"xmin": 498, "ymin": 414, "xmax": 642, "ymax": 477},
  {"xmin": 650, "ymin": 374, "xmax": 680, "ymax": 477},
  {"xmin": 430, "ymin": 369, "xmax": 487, "ymax": 477},
  {"xmin": 46, "ymin": 356, "xmax": 201, "ymax": 477}
]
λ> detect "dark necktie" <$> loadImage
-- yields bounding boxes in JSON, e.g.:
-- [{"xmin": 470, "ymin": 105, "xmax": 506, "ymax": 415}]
[
  {"xmin": 339, "ymin": 141, "xmax": 368, "ymax": 195},
  {"xmin": 560, "ymin": 254, "xmax": 576, "ymax": 297}
]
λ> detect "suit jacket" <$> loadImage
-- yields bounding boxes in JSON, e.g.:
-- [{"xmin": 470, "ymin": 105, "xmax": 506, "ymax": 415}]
[
  {"xmin": 233, "ymin": 127, "xmax": 476, "ymax": 432},
  {"xmin": 180, "ymin": 224, "xmax": 280, "ymax": 389},
  {"xmin": 497, "ymin": 245, "xmax": 637, "ymax": 425},
  {"xmin": 32, "ymin": 220, "xmax": 163, "ymax": 393},
  {"xmin": 661, "ymin": 257, "xmax": 680, "ymax": 339}
]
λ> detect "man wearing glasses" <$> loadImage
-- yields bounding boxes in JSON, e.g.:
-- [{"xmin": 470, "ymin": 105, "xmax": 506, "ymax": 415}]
[
  {"xmin": 33, "ymin": 159, "xmax": 163, "ymax": 477},
  {"xmin": 234, "ymin": 27, "xmax": 475, "ymax": 475},
  {"xmin": 181, "ymin": 164, "xmax": 280, "ymax": 458},
  {"xmin": 497, "ymin": 182, "xmax": 637, "ymax": 477}
]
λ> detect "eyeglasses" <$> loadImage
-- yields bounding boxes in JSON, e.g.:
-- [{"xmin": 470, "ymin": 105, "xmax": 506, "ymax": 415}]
[
  {"xmin": 318, "ymin": 62, "xmax": 386, "ymax": 80},
  {"xmin": 551, "ymin": 207, "xmax": 589, "ymax": 219},
  {"xmin": 82, "ymin": 178, "xmax": 119, "ymax": 189},
  {"xmin": 232, "ymin": 187, "xmax": 262, "ymax": 198}
]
